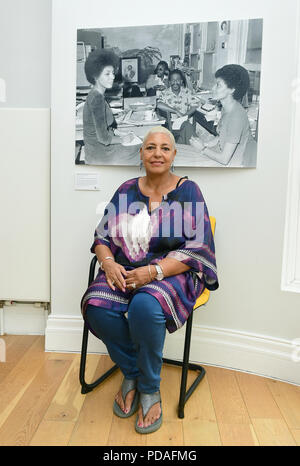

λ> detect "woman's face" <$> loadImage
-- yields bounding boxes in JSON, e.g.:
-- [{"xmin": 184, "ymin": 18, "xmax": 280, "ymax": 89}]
[
  {"xmin": 156, "ymin": 64, "xmax": 166, "ymax": 78},
  {"xmin": 140, "ymin": 132, "xmax": 176, "ymax": 174},
  {"xmin": 96, "ymin": 66, "xmax": 115, "ymax": 89},
  {"xmin": 212, "ymin": 77, "xmax": 234, "ymax": 101},
  {"xmin": 170, "ymin": 73, "xmax": 183, "ymax": 94}
]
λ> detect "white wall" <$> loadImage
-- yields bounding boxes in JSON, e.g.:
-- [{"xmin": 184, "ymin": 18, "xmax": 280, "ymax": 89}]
[
  {"xmin": 281, "ymin": 16, "xmax": 300, "ymax": 294},
  {"xmin": 0, "ymin": 0, "xmax": 51, "ymax": 108},
  {"xmin": 2, "ymin": 0, "xmax": 299, "ymax": 384}
]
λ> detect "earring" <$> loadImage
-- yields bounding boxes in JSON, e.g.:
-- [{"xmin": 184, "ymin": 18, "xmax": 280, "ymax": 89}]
[
  {"xmin": 171, "ymin": 162, "xmax": 175, "ymax": 172},
  {"xmin": 139, "ymin": 160, "xmax": 143, "ymax": 171}
]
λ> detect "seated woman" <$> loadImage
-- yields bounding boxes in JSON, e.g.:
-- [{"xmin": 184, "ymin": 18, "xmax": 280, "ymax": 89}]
[
  {"xmin": 157, "ymin": 69, "xmax": 198, "ymax": 120},
  {"xmin": 145, "ymin": 60, "xmax": 169, "ymax": 97},
  {"xmin": 81, "ymin": 126, "xmax": 218, "ymax": 434},
  {"xmin": 83, "ymin": 48, "xmax": 141, "ymax": 165},
  {"xmin": 179, "ymin": 64, "xmax": 257, "ymax": 167}
]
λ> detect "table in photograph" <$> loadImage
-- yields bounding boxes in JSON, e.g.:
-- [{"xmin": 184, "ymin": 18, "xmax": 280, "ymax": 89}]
[
  {"xmin": 117, "ymin": 111, "xmax": 166, "ymax": 139},
  {"xmin": 75, "ymin": 99, "xmax": 225, "ymax": 167}
]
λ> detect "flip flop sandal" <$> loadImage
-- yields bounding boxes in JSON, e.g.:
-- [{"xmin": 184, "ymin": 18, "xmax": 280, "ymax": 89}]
[
  {"xmin": 135, "ymin": 391, "xmax": 162, "ymax": 434},
  {"xmin": 113, "ymin": 378, "xmax": 139, "ymax": 418}
]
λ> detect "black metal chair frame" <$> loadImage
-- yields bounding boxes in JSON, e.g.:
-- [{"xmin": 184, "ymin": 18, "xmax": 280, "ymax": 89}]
[{"xmin": 79, "ymin": 255, "xmax": 206, "ymax": 419}]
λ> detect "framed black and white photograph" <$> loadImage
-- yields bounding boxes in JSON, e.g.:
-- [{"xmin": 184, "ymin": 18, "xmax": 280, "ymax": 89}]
[
  {"xmin": 75, "ymin": 18, "xmax": 263, "ymax": 168},
  {"xmin": 220, "ymin": 20, "xmax": 231, "ymax": 35},
  {"xmin": 121, "ymin": 57, "xmax": 139, "ymax": 83}
]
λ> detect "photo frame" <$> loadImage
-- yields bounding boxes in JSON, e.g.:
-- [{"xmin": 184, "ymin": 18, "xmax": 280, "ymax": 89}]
[
  {"xmin": 75, "ymin": 18, "xmax": 262, "ymax": 168},
  {"xmin": 121, "ymin": 57, "xmax": 139, "ymax": 83},
  {"xmin": 170, "ymin": 55, "xmax": 181, "ymax": 70},
  {"xmin": 220, "ymin": 20, "xmax": 231, "ymax": 35}
]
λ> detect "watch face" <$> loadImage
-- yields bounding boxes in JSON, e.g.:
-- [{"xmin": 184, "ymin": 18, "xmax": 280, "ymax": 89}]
[{"xmin": 155, "ymin": 265, "xmax": 163, "ymax": 280}]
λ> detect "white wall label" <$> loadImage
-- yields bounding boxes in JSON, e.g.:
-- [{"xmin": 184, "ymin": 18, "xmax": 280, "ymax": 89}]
[{"xmin": 74, "ymin": 173, "xmax": 100, "ymax": 190}]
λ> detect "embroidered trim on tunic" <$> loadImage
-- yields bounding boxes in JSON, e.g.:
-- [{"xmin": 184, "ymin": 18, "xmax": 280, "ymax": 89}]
[
  {"xmin": 95, "ymin": 235, "xmax": 110, "ymax": 244},
  {"xmin": 194, "ymin": 274, "xmax": 199, "ymax": 290},
  {"xmin": 82, "ymin": 290, "xmax": 129, "ymax": 308},
  {"xmin": 172, "ymin": 249, "xmax": 218, "ymax": 274}
]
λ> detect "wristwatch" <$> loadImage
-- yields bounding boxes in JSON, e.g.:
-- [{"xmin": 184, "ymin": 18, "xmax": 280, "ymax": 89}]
[{"xmin": 154, "ymin": 264, "xmax": 164, "ymax": 281}]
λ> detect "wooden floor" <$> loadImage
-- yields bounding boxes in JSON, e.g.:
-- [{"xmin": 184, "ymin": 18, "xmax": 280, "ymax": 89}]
[{"xmin": 0, "ymin": 335, "xmax": 300, "ymax": 446}]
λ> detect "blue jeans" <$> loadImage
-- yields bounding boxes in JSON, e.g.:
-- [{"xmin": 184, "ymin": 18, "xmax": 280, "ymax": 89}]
[{"xmin": 85, "ymin": 293, "xmax": 166, "ymax": 393}]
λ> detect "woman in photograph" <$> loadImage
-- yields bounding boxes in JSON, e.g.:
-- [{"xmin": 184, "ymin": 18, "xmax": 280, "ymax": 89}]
[
  {"xmin": 179, "ymin": 64, "xmax": 257, "ymax": 167},
  {"xmin": 83, "ymin": 48, "xmax": 141, "ymax": 165},
  {"xmin": 81, "ymin": 126, "xmax": 218, "ymax": 434},
  {"xmin": 157, "ymin": 69, "xmax": 197, "ymax": 118},
  {"xmin": 145, "ymin": 60, "xmax": 169, "ymax": 97}
]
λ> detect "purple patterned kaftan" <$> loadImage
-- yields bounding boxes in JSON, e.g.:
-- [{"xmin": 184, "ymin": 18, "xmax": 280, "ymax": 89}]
[{"xmin": 81, "ymin": 177, "xmax": 218, "ymax": 334}]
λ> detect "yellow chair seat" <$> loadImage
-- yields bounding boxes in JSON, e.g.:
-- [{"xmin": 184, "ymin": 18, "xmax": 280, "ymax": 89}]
[
  {"xmin": 194, "ymin": 287, "xmax": 210, "ymax": 309},
  {"xmin": 193, "ymin": 216, "xmax": 215, "ymax": 311}
]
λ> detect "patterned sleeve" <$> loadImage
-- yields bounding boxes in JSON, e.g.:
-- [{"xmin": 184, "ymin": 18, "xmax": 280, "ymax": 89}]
[
  {"xmin": 157, "ymin": 88, "xmax": 169, "ymax": 104},
  {"xmin": 166, "ymin": 182, "xmax": 218, "ymax": 290}
]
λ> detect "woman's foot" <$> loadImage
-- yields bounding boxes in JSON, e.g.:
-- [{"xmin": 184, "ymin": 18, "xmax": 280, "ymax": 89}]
[
  {"xmin": 135, "ymin": 392, "xmax": 162, "ymax": 434},
  {"xmin": 137, "ymin": 401, "xmax": 161, "ymax": 428},
  {"xmin": 115, "ymin": 386, "xmax": 136, "ymax": 414},
  {"xmin": 113, "ymin": 378, "xmax": 139, "ymax": 418}
]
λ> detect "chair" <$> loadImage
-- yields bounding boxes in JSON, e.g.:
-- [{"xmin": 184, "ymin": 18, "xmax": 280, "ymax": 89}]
[{"xmin": 79, "ymin": 217, "xmax": 216, "ymax": 419}]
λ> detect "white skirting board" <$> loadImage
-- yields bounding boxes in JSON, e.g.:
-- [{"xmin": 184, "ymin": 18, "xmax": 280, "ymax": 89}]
[
  {"xmin": 45, "ymin": 315, "xmax": 300, "ymax": 386},
  {"xmin": 1, "ymin": 304, "xmax": 48, "ymax": 335}
]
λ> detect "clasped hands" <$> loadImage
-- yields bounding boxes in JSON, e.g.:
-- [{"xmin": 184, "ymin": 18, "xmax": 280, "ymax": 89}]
[{"xmin": 102, "ymin": 260, "xmax": 154, "ymax": 292}]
